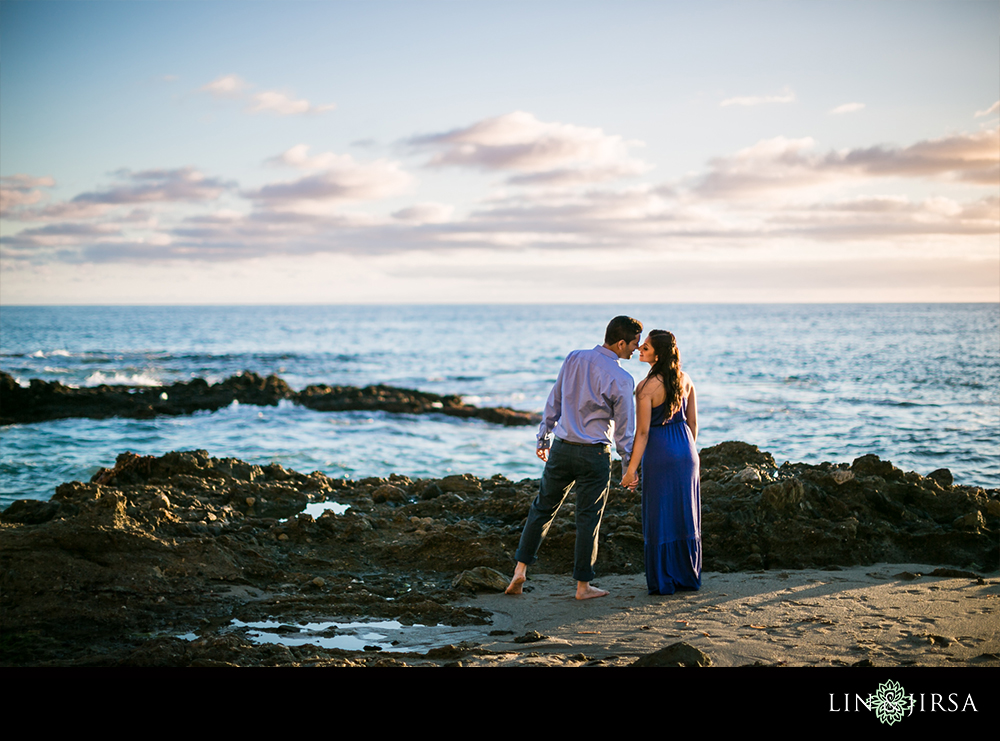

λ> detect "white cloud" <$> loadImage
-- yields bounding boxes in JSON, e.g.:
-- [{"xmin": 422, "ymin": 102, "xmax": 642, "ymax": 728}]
[
  {"xmin": 1, "ymin": 174, "xmax": 56, "ymax": 189},
  {"xmin": 720, "ymin": 87, "xmax": 795, "ymax": 107},
  {"xmin": 266, "ymin": 144, "xmax": 348, "ymax": 170},
  {"xmin": 829, "ymin": 102, "xmax": 865, "ymax": 115},
  {"xmin": 7, "ymin": 168, "xmax": 231, "ymax": 223},
  {"xmin": 248, "ymin": 91, "xmax": 335, "ymax": 116},
  {"xmin": 838, "ymin": 128, "xmax": 999, "ymax": 184},
  {"xmin": 1, "ymin": 174, "xmax": 56, "ymax": 216},
  {"xmin": 200, "ymin": 74, "xmax": 250, "ymax": 99},
  {"xmin": 695, "ymin": 128, "xmax": 1000, "ymax": 197},
  {"xmin": 392, "ymin": 202, "xmax": 455, "ymax": 223},
  {"xmin": 1, "ymin": 222, "xmax": 124, "ymax": 257},
  {"xmin": 696, "ymin": 136, "xmax": 825, "ymax": 197},
  {"xmin": 246, "ymin": 149, "xmax": 412, "ymax": 206},
  {"xmin": 812, "ymin": 195, "xmax": 912, "ymax": 212},
  {"xmin": 975, "ymin": 101, "xmax": 999, "ymax": 117},
  {"xmin": 408, "ymin": 111, "xmax": 650, "ymax": 185},
  {"xmin": 71, "ymin": 167, "xmax": 232, "ymax": 205},
  {"xmin": 33, "ymin": 201, "xmax": 118, "ymax": 221},
  {"xmin": 778, "ymin": 194, "xmax": 998, "ymax": 239},
  {"xmin": 182, "ymin": 209, "xmax": 246, "ymax": 225},
  {"xmin": 507, "ymin": 164, "xmax": 650, "ymax": 187},
  {"xmin": 199, "ymin": 75, "xmax": 334, "ymax": 116},
  {"xmin": 471, "ymin": 186, "xmax": 671, "ymax": 225}
]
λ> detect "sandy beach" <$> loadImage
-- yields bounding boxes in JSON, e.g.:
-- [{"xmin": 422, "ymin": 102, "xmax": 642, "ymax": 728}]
[{"xmin": 446, "ymin": 565, "xmax": 999, "ymax": 667}]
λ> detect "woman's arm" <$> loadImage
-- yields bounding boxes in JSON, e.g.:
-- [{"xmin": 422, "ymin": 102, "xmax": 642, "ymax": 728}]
[
  {"xmin": 686, "ymin": 380, "xmax": 698, "ymax": 442},
  {"xmin": 621, "ymin": 379, "xmax": 653, "ymax": 489}
]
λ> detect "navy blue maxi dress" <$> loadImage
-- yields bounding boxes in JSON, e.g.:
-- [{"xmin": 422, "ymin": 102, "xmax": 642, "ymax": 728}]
[{"xmin": 641, "ymin": 396, "xmax": 701, "ymax": 595}]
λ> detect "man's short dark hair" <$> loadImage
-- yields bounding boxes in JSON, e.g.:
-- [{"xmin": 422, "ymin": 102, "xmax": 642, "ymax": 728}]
[{"xmin": 605, "ymin": 315, "xmax": 643, "ymax": 345}]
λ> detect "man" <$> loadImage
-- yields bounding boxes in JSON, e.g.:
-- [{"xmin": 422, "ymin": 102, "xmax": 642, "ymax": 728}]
[{"xmin": 506, "ymin": 315, "xmax": 642, "ymax": 600}]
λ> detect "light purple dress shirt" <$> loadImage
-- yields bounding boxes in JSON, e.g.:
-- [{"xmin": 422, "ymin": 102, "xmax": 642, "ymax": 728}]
[{"xmin": 536, "ymin": 345, "xmax": 636, "ymax": 465}]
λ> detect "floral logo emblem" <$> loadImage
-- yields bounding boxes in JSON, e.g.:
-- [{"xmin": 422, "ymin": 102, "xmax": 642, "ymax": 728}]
[{"xmin": 868, "ymin": 680, "xmax": 914, "ymax": 725}]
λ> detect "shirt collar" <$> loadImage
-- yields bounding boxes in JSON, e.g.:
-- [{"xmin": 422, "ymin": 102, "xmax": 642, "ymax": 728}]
[{"xmin": 595, "ymin": 345, "xmax": 621, "ymax": 364}]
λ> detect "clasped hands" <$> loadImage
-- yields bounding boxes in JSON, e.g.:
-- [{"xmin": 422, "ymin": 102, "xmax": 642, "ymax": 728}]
[{"xmin": 620, "ymin": 469, "xmax": 639, "ymax": 490}]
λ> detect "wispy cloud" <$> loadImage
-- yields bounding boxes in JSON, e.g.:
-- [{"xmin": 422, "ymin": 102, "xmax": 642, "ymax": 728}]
[
  {"xmin": 71, "ymin": 167, "xmax": 233, "ymax": 206},
  {"xmin": 2, "ymin": 221, "xmax": 123, "ymax": 251},
  {"xmin": 266, "ymin": 144, "xmax": 353, "ymax": 170},
  {"xmin": 975, "ymin": 101, "xmax": 999, "ymax": 118},
  {"xmin": 720, "ymin": 87, "xmax": 795, "ymax": 107},
  {"xmin": 0, "ymin": 174, "xmax": 55, "ymax": 216},
  {"xmin": 246, "ymin": 147, "xmax": 412, "ymax": 207},
  {"xmin": 776, "ymin": 194, "xmax": 999, "ymax": 239},
  {"xmin": 829, "ymin": 102, "xmax": 865, "ymax": 115},
  {"xmin": 695, "ymin": 136, "xmax": 827, "ymax": 196},
  {"xmin": 695, "ymin": 128, "xmax": 999, "ymax": 197},
  {"xmin": 4, "ymin": 168, "xmax": 231, "ymax": 225},
  {"xmin": 392, "ymin": 202, "xmax": 455, "ymax": 223},
  {"xmin": 200, "ymin": 74, "xmax": 250, "ymax": 99},
  {"xmin": 408, "ymin": 111, "xmax": 650, "ymax": 186},
  {"xmin": 838, "ymin": 128, "xmax": 999, "ymax": 184},
  {"xmin": 248, "ymin": 91, "xmax": 336, "ymax": 116},
  {"xmin": 199, "ymin": 75, "xmax": 334, "ymax": 116}
]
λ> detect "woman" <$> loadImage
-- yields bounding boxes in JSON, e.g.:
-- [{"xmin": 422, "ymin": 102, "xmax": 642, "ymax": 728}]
[{"xmin": 621, "ymin": 330, "xmax": 701, "ymax": 595}]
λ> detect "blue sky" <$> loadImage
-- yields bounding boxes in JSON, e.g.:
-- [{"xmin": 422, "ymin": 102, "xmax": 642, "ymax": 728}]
[{"xmin": 1, "ymin": 0, "xmax": 997, "ymax": 304}]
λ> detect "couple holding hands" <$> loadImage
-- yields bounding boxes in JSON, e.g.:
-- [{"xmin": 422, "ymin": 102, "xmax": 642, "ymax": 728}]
[{"xmin": 505, "ymin": 316, "xmax": 701, "ymax": 599}]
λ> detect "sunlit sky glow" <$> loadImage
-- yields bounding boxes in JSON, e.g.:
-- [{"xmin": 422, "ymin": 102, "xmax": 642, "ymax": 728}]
[{"xmin": 1, "ymin": 0, "xmax": 997, "ymax": 304}]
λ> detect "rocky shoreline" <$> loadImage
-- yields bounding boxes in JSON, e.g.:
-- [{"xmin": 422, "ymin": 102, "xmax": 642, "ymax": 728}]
[
  {"xmin": 0, "ymin": 370, "xmax": 540, "ymax": 427},
  {"xmin": 1, "ymin": 442, "xmax": 996, "ymax": 667}
]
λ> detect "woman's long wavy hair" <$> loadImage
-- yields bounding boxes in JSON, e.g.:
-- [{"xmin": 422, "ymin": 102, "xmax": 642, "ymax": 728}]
[{"xmin": 646, "ymin": 330, "xmax": 684, "ymax": 417}]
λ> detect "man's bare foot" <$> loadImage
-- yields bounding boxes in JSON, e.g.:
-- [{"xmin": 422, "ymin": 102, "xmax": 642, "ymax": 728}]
[
  {"xmin": 505, "ymin": 574, "xmax": 526, "ymax": 595},
  {"xmin": 576, "ymin": 583, "xmax": 609, "ymax": 600},
  {"xmin": 505, "ymin": 563, "xmax": 528, "ymax": 595}
]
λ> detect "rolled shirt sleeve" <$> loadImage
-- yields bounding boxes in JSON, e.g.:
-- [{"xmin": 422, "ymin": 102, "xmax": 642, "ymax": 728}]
[
  {"xmin": 536, "ymin": 359, "xmax": 565, "ymax": 450},
  {"xmin": 610, "ymin": 373, "xmax": 636, "ymax": 466}
]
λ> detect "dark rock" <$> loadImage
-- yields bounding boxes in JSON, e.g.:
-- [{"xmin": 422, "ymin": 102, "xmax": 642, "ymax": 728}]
[
  {"xmin": 451, "ymin": 566, "xmax": 510, "ymax": 592},
  {"xmin": 0, "ymin": 370, "xmax": 293, "ymax": 425},
  {"xmin": 927, "ymin": 468, "xmax": 954, "ymax": 488},
  {"xmin": 420, "ymin": 483, "xmax": 444, "ymax": 500},
  {"xmin": 371, "ymin": 485, "xmax": 407, "ymax": 504},
  {"xmin": 0, "ymin": 370, "xmax": 540, "ymax": 428},
  {"xmin": 632, "ymin": 641, "xmax": 712, "ymax": 667},
  {"xmin": 852, "ymin": 454, "xmax": 903, "ymax": 481},
  {"xmin": 474, "ymin": 406, "xmax": 540, "ymax": 426},
  {"xmin": 438, "ymin": 474, "xmax": 482, "ymax": 495},
  {"xmin": 0, "ymin": 499, "xmax": 62, "ymax": 524},
  {"xmin": 700, "ymin": 441, "xmax": 777, "ymax": 472},
  {"xmin": 928, "ymin": 567, "xmax": 982, "ymax": 579},
  {"xmin": 953, "ymin": 511, "xmax": 986, "ymax": 530},
  {"xmin": 294, "ymin": 382, "xmax": 540, "ymax": 426},
  {"xmin": 425, "ymin": 644, "xmax": 468, "ymax": 660},
  {"xmin": 760, "ymin": 479, "xmax": 804, "ymax": 512}
]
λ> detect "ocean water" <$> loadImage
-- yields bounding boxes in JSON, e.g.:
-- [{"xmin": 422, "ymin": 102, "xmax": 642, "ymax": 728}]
[{"xmin": 1, "ymin": 303, "xmax": 997, "ymax": 508}]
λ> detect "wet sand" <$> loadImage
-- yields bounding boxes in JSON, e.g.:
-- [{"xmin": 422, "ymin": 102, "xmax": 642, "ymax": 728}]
[{"xmin": 449, "ymin": 565, "xmax": 999, "ymax": 667}]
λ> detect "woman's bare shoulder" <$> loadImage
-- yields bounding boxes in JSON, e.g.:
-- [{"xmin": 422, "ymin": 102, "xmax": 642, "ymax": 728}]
[
  {"xmin": 680, "ymin": 371, "xmax": 695, "ymax": 393},
  {"xmin": 637, "ymin": 375, "xmax": 664, "ymax": 397}
]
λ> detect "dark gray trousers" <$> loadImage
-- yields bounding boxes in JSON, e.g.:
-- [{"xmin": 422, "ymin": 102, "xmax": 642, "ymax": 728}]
[{"xmin": 514, "ymin": 439, "xmax": 612, "ymax": 582}]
